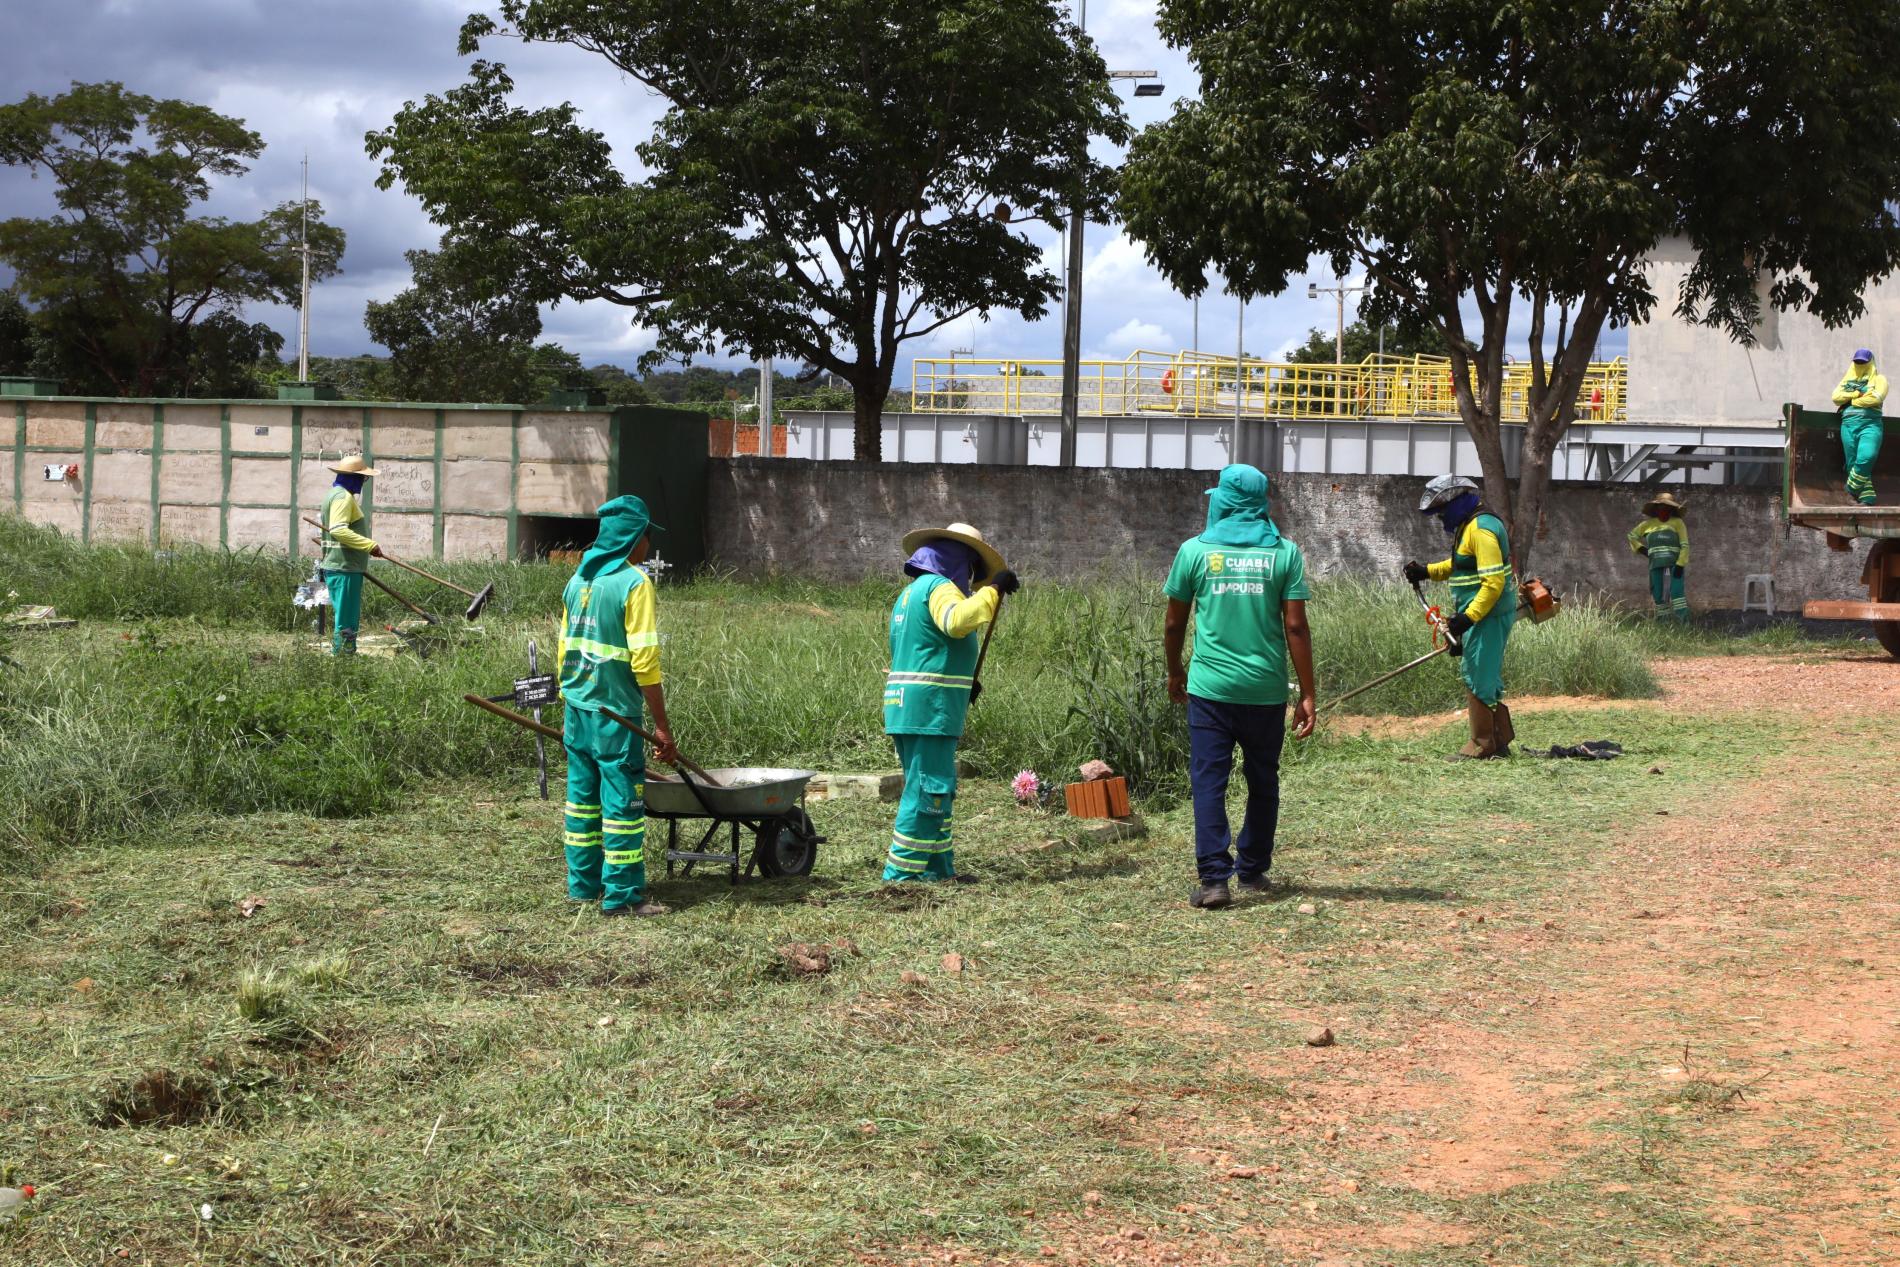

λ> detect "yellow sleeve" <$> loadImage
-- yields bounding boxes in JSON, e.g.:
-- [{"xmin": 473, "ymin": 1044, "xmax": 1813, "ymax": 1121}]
[
  {"xmin": 557, "ymin": 603, "xmax": 568, "ymax": 697},
  {"xmin": 1464, "ymin": 523, "xmax": 1509, "ymax": 622},
  {"xmin": 1676, "ymin": 517, "xmax": 1690, "ymax": 568},
  {"xmin": 625, "ymin": 572, "xmax": 662, "ymax": 686},
  {"xmin": 1425, "ymin": 557, "xmax": 1453, "ymax": 582},
  {"xmin": 1855, "ymin": 373, "xmax": 1889, "ymax": 408},
  {"xmin": 927, "ymin": 579, "xmax": 998, "ymax": 639},
  {"xmin": 1833, "ymin": 374, "xmax": 1860, "ymax": 405},
  {"xmin": 1628, "ymin": 519, "xmax": 1650, "ymax": 554},
  {"xmin": 325, "ymin": 491, "xmax": 377, "ymax": 552}
]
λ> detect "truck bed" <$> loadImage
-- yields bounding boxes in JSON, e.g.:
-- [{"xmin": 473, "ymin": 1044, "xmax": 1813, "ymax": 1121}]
[{"xmin": 1784, "ymin": 403, "xmax": 1900, "ymax": 538}]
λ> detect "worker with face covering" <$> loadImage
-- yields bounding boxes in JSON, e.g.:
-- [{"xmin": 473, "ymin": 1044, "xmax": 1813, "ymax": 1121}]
[
  {"xmin": 1164, "ymin": 464, "xmax": 1316, "ymax": 911},
  {"xmin": 318, "ymin": 455, "xmax": 383, "ymax": 655},
  {"xmin": 883, "ymin": 523, "xmax": 1019, "ymax": 883},
  {"xmin": 1627, "ymin": 492, "xmax": 1690, "ymax": 621},
  {"xmin": 558, "ymin": 495, "xmax": 678, "ymax": 917},
  {"xmin": 1404, "ymin": 475, "xmax": 1516, "ymax": 758},
  {"xmin": 1831, "ymin": 348, "xmax": 1887, "ymax": 505}
]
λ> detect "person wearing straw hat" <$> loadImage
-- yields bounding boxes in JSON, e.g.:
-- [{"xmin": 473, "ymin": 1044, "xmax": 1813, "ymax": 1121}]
[
  {"xmin": 1831, "ymin": 348, "xmax": 1887, "ymax": 506},
  {"xmin": 1164, "ymin": 464, "xmax": 1316, "ymax": 910},
  {"xmin": 1627, "ymin": 492, "xmax": 1690, "ymax": 622},
  {"xmin": 318, "ymin": 454, "xmax": 383, "ymax": 655},
  {"xmin": 558, "ymin": 495, "xmax": 678, "ymax": 918},
  {"xmin": 883, "ymin": 523, "xmax": 1019, "ymax": 883}
]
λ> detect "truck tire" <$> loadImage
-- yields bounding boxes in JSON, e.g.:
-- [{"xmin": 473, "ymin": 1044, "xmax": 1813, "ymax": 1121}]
[{"xmin": 1870, "ymin": 540, "xmax": 1900, "ymax": 659}]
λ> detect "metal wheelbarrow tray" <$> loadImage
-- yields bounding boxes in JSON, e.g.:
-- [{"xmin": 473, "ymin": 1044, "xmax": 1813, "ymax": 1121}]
[{"xmin": 645, "ymin": 767, "xmax": 826, "ymax": 882}]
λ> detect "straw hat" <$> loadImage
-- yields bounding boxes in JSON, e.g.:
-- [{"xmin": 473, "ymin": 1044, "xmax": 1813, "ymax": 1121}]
[
  {"xmin": 900, "ymin": 522, "xmax": 1006, "ymax": 581},
  {"xmin": 328, "ymin": 454, "xmax": 378, "ymax": 476},
  {"xmin": 1643, "ymin": 491, "xmax": 1685, "ymax": 516}
]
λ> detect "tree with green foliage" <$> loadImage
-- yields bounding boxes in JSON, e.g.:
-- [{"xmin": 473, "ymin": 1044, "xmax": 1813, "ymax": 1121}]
[
  {"xmin": 1121, "ymin": 2, "xmax": 1900, "ymax": 566},
  {"xmin": 366, "ymin": 0, "xmax": 1127, "ymax": 459},
  {"xmin": 0, "ymin": 82, "xmax": 345, "ymax": 398},
  {"xmin": 1282, "ymin": 320, "xmax": 1436, "ymax": 365},
  {"xmin": 584, "ymin": 364, "xmax": 657, "ymax": 407},
  {"xmin": 0, "ymin": 290, "xmax": 36, "ymax": 376},
  {"xmin": 365, "ymin": 243, "xmax": 584, "ymax": 403}
]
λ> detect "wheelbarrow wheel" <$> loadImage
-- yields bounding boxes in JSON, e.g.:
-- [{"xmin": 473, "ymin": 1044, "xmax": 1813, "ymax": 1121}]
[{"xmin": 755, "ymin": 809, "xmax": 818, "ymax": 878}]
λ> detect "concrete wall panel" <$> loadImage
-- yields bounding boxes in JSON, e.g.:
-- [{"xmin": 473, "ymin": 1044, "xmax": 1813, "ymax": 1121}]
[
  {"xmin": 23, "ymin": 498, "xmax": 82, "ymax": 536},
  {"xmin": 91, "ymin": 450, "xmax": 152, "ymax": 501},
  {"xmin": 442, "ymin": 411, "xmax": 515, "ymax": 460},
  {"xmin": 95, "ymin": 404, "xmax": 157, "ymax": 449},
  {"xmin": 229, "ymin": 406, "xmax": 292, "ymax": 453},
  {"xmin": 161, "ymin": 453, "xmax": 223, "ymax": 505},
  {"xmin": 227, "ymin": 507, "xmax": 290, "ymax": 551},
  {"xmin": 440, "ymin": 458, "xmax": 512, "ymax": 511},
  {"xmin": 231, "ymin": 457, "xmax": 291, "ymax": 506},
  {"xmin": 707, "ymin": 458, "xmax": 1865, "ymax": 612},
  {"xmin": 164, "ymin": 410, "xmax": 225, "ymax": 452},
  {"xmin": 297, "ymin": 459, "xmax": 335, "ymax": 509},
  {"xmin": 301, "ymin": 408, "xmax": 365, "ymax": 459},
  {"xmin": 25, "ymin": 408, "xmax": 85, "ymax": 448},
  {"xmin": 443, "ymin": 513, "xmax": 508, "ymax": 561},
  {"xmin": 90, "ymin": 500, "xmax": 150, "ymax": 543},
  {"xmin": 374, "ymin": 458, "xmax": 435, "ymax": 510},
  {"xmin": 516, "ymin": 461, "xmax": 607, "ymax": 514},
  {"xmin": 373, "ymin": 511, "xmax": 435, "ymax": 558},
  {"xmin": 517, "ymin": 412, "xmax": 609, "ymax": 463},
  {"xmin": 0, "ymin": 452, "xmax": 12, "ymax": 503},
  {"xmin": 21, "ymin": 452, "xmax": 82, "ymax": 503},
  {"xmin": 371, "ymin": 409, "xmax": 435, "ymax": 457},
  {"xmin": 160, "ymin": 504, "xmax": 220, "ymax": 546}
]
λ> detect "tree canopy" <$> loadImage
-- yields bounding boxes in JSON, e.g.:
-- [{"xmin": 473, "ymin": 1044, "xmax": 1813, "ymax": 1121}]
[
  {"xmin": 1122, "ymin": 1, "xmax": 1900, "ymax": 563},
  {"xmin": 0, "ymin": 82, "xmax": 345, "ymax": 398},
  {"xmin": 367, "ymin": 0, "xmax": 1127, "ymax": 458},
  {"xmin": 1282, "ymin": 320, "xmax": 1437, "ymax": 365}
]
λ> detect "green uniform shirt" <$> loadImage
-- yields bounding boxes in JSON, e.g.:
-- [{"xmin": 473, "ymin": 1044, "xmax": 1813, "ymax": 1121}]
[
  {"xmin": 884, "ymin": 574, "xmax": 989, "ymax": 737},
  {"xmin": 1163, "ymin": 537, "xmax": 1310, "ymax": 706},
  {"xmin": 559, "ymin": 564, "xmax": 662, "ymax": 715},
  {"xmin": 319, "ymin": 487, "xmax": 374, "ymax": 573},
  {"xmin": 1627, "ymin": 516, "xmax": 1689, "ymax": 569}
]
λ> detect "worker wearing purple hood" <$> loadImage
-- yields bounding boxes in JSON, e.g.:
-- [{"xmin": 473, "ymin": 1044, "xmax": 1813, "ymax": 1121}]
[{"xmin": 558, "ymin": 495, "xmax": 678, "ymax": 917}]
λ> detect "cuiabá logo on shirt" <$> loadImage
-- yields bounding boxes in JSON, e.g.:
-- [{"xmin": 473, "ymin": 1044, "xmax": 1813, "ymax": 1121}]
[
  {"xmin": 1213, "ymin": 552, "xmax": 1276, "ymax": 574},
  {"xmin": 1208, "ymin": 552, "xmax": 1225, "ymax": 573}
]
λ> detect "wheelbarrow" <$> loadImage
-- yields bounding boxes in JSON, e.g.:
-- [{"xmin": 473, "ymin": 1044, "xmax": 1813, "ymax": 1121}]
[{"xmin": 645, "ymin": 765, "xmax": 826, "ymax": 883}]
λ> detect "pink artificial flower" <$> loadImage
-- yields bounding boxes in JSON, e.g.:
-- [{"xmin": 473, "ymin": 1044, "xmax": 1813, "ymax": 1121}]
[{"xmin": 1011, "ymin": 769, "xmax": 1041, "ymax": 804}]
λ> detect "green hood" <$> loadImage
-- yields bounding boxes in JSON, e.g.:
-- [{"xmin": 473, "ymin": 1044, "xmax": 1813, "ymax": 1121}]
[{"xmin": 577, "ymin": 495, "xmax": 656, "ymax": 581}]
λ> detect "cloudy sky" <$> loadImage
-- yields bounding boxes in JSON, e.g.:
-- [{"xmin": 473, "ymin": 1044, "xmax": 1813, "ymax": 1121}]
[{"xmin": 0, "ymin": 0, "xmax": 1591, "ymax": 379}]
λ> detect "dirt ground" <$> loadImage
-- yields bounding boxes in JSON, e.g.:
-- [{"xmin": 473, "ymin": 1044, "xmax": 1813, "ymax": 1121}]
[{"xmin": 905, "ymin": 656, "xmax": 1900, "ymax": 1266}]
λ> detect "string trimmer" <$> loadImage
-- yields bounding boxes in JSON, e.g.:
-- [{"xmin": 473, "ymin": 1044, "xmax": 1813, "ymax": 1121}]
[{"xmin": 302, "ymin": 515, "xmax": 495, "ymax": 620}]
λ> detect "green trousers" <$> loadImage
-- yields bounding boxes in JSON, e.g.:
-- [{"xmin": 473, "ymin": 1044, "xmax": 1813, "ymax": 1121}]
[
  {"xmin": 322, "ymin": 570, "xmax": 362, "ymax": 655},
  {"xmin": 1843, "ymin": 415, "xmax": 1884, "ymax": 505},
  {"xmin": 563, "ymin": 706, "xmax": 647, "ymax": 909},
  {"xmin": 1649, "ymin": 565, "xmax": 1688, "ymax": 620},
  {"xmin": 884, "ymin": 733, "xmax": 959, "ymax": 882},
  {"xmin": 1457, "ymin": 604, "xmax": 1514, "ymax": 708}
]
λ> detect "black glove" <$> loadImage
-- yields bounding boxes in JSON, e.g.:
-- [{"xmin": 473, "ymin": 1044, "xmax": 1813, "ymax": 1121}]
[
  {"xmin": 970, "ymin": 680, "xmax": 984, "ymax": 703},
  {"xmin": 1403, "ymin": 560, "xmax": 1428, "ymax": 585},
  {"xmin": 988, "ymin": 569, "xmax": 1020, "ymax": 596},
  {"xmin": 1445, "ymin": 613, "xmax": 1473, "ymax": 654}
]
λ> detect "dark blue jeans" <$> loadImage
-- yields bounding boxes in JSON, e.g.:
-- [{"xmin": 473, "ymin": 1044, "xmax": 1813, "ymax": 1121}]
[{"xmin": 1187, "ymin": 694, "xmax": 1287, "ymax": 884}]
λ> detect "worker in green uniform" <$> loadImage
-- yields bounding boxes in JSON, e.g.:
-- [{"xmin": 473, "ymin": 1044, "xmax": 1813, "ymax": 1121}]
[
  {"xmin": 883, "ymin": 523, "xmax": 1019, "ymax": 884},
  {"xmin": 1831, "ymin": 348, "xmax": 1886, "ymax": 505},
  {"xmin": 559, "ymin": 495, "xmax": 678, "ymax": 918},
  {"xmin": 318, "ymin": 455, "xmax": 382, "ymax": 655},
  {"xmin": 1627, "ymin": 491, "xmax": 1690, "ymax": 621},
  {"xmin": 1404, "ymin": 475, "xmax": 1516, "ymax": 759}
]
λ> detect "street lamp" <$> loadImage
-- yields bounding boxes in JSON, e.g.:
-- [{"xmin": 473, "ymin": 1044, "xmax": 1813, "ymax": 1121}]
[
  {"xmin": 1057, "ymin": 42, "xmax": 1164, "ymax": 467},
  {"xmin": 1306, "ymin": 275, "xmax": 1367, "ymax": 364}
]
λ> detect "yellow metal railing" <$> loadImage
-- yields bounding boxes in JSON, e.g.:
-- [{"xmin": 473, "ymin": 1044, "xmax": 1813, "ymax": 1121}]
[{"xmin": 910, "ymin": 351, "xmax": 1628, "ymax": 423}]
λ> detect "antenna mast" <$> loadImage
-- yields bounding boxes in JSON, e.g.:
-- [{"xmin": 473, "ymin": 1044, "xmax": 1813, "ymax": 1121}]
[{"xmin": 298, "ymin": 153, "xmax": 311, "ymax": 382}]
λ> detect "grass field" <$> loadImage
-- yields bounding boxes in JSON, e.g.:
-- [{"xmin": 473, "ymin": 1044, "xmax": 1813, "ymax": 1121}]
[{"xmin": 3, "ymin": 525, "xmax": 1893, "ymax": 1265}]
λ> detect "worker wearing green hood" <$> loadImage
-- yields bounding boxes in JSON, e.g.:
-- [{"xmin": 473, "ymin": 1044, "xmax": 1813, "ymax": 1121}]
[
  {"xmin": 558, "ymin": 495, "xmax": 678, "ymax": 918},
  {"xmin": 1831, "ymin": 349, "xmax": 1887, "ymax": 506}
]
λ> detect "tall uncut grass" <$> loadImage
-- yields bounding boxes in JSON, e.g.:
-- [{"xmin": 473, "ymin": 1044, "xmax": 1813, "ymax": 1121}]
[{"xmin": 1, "ymin": 518, "xmax": 1676, "ymax": 866}]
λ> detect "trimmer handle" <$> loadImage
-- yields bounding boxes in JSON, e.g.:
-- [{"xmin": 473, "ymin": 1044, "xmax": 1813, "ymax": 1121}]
[{"xmin": 1411, "ymin": 579, "xmax": 1461, "ymax": 652}]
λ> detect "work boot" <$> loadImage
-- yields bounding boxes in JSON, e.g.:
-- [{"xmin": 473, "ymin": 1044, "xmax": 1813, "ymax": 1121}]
[
  {"xmin": 1235, "ymin": 874, "xmax": 1273, "ymax": 895},
  {"xmin": 1190, "ymin": 880, "xmax": 1232, "ymax": 910},
  {"xmin": 1491, "ymin": 703, "xmax": 1515, "ymax": 755},
  {"xmin": 1454, "ymin": 692, "xmax": 1497, "ymax": 759},
  {"xmin": 602, "ymin": 901, "xmax": 670, "ymax": 918}
]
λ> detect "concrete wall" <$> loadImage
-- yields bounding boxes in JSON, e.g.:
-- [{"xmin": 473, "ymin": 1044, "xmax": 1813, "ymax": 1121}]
[
  {"xmin": 5, "ymin": 396, "xmax": 617, "ymax": 561},
  {"xmin": 1629, "ymin": 236, "xmax": 1900, "ymax": 425},
  {"xmin": 706, "ymin": 458, "xmax": 1866, "ymax": 611}
]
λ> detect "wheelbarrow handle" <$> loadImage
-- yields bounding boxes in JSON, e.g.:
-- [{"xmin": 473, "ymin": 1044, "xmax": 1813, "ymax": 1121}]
[{"xmin": 599, "ymin": 707, "xmax": 724, "ymax": 788}]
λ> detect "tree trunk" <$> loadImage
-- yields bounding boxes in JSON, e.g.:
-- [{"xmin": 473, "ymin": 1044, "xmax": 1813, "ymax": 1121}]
[
  {"xmin": 852, "ymin": 377, "xmax": 890, "ymax": 461},
  {"xmin": 1511, "ymin": 445, "xmax": 1553, "ymax": 577}
]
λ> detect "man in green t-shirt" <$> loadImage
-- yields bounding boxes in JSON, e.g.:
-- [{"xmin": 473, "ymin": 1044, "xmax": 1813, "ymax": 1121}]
[{"xmin": 1164, "ymin": 464, "xmax": 1316, "ymax": 911}]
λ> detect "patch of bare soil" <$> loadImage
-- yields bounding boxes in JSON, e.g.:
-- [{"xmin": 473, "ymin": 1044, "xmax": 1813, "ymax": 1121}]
[{"xmin": 893, "ymin": 652, "xmax": 1900, "ymax": 1267}]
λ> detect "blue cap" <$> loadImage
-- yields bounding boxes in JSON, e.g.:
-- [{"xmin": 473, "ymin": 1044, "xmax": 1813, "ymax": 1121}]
[{"xmin": 1854, "ymin": 348, "xmax": 1874, "ymax": 363}]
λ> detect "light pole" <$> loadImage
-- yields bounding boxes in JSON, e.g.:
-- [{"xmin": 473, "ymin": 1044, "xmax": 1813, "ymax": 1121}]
[
  {"xmin": 1306, "ymin": 275, "xmax": 1367, "ymax": 364},
  {"xmin": 1057, "ymin": 26, "xmax": 1163, "ymax": 467}
]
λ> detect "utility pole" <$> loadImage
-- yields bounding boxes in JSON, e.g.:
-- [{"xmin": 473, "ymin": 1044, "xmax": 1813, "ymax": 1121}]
[
  {"xmin": 1307, "ymin": 274, "xmax": 1367, "ymax": 364},
  {"xmin": 758, "ymin": 356, "xmax": 775, "ymax": 457},
  {"xmin": 297, "ymin": 153, "xmax": 311, "ymax": 382}
]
